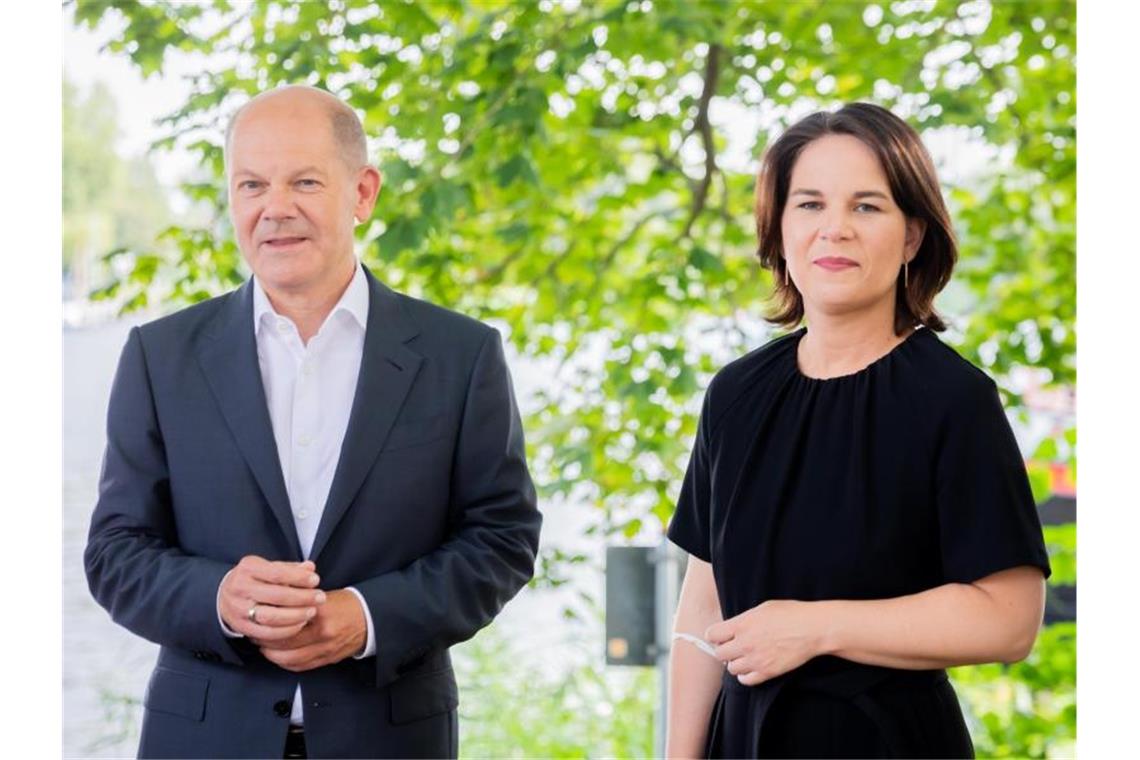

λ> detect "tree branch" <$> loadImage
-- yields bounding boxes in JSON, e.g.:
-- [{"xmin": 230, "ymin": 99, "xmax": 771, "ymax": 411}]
[
  {"xmin": 599, "ymin": 208, "xmax": 673, "ymax": 274},
  {"xmin": 680, "ymin": 43, "xmax": 723, "ymax": 240},
  {"xmin": 654, "ymin": 144, "xmax": 697, "ymax": 197},
  {"xmin": 475, "ymin": 241, "xmax": 529, "ymax": 283}
]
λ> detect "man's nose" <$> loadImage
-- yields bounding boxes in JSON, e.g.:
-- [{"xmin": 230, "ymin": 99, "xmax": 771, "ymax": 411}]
[{"xmin": 260, "ymin": 184, "xmax": 297, "ymax": 221}]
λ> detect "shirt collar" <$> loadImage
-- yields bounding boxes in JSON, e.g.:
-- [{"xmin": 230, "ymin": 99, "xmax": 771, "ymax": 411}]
[{"xmin": 253, "ymin": 259, "xmax": 369, "ymax": 335}]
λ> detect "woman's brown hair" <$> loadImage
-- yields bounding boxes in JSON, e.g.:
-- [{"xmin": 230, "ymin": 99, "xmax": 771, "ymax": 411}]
[{"xmin": 754, "ymin": 102, "xmax": 957, "ymax": 334}]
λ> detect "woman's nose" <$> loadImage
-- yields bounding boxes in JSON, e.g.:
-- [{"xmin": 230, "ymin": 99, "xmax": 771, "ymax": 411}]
[{"xmin": 818, "ymin": 215, "xmax": 853, "ymax": 242}]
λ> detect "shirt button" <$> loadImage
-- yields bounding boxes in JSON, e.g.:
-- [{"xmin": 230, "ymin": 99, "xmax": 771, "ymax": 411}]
[
  {"xmin": 301, "ymin": 363, "xmax": 314, "ymax": 377},
  {"xmin": 273, "ymin": 699, "xmax": 291, "ymax": 717},
  {"xmin": 297, "ymin": 510, "xmax": 309, "ymax": 520},
  {"xmin": 298, "ymin": 435, "xmax": 313, "ymax": 447},
  {"xmin": 276, "ymin": 320, "xmax": 289, "ymax": 333}
]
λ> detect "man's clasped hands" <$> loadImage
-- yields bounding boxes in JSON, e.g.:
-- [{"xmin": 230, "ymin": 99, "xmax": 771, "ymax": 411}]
[{"xmin": 219, "ymin": 555, "xmax": 367, "ymax": 671}]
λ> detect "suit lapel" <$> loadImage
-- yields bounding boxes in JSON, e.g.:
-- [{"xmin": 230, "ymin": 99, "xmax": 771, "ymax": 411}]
[
  {"xmin": 309, "ymin": 266, "xmax": 423, "ymax": 562},
  {"xmin": 194, "ymin": 279, "xmax": 304, "ymax": 560}
]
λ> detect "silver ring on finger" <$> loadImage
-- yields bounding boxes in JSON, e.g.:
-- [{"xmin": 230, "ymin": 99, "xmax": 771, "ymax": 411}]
[{"xmin": 247, "ymin": 603, "xmax": 259, "ymax": 624}]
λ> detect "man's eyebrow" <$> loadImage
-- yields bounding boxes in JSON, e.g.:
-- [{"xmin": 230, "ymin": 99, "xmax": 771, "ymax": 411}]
[
  {"xmin": 230, "ymin": 167, "xmax": 330, "ymax": 180},
  {"xmin": 291, "ymin": 166, "xmax": 329, "ymax": 178}
]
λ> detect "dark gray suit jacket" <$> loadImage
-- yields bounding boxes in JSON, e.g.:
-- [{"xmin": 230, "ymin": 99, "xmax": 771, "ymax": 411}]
[{"xmin": 85, "ymin": 265, "xmax": 542, "ymax": 758}]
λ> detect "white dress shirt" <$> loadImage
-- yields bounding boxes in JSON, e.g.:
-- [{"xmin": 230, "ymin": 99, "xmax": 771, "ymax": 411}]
[{"xmin": 217, "ymin": 260, "xmax": 376, "ymax": 725}]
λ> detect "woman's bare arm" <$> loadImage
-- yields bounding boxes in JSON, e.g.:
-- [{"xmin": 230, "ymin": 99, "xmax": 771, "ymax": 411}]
[
  {"xmin": 666, "ymin": 555, "xmax": 726, "ymax": 758},
  {"xmin": 707, "ymin": 566, "xmax": 1046, "ymax": 686},
  {"xmin": 818, "ymin": 565, "xmax": 1047, "ymax": 669}
]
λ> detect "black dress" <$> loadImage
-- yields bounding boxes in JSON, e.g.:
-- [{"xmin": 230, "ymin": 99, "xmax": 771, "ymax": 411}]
[{"xmin": 667, "ymin": 326, "xmax": 1052, "ymax": 759}]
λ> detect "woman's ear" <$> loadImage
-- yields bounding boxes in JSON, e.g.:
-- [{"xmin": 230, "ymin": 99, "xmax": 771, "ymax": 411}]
[{"xmin": 904, "ymin": 217, "xmax": 927, "ymax": 262}]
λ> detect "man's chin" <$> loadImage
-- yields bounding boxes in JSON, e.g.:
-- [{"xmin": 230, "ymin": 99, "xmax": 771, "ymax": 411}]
[{"xmin": 254, "ymin": 262, "xmax": 322, "ymax": 294}]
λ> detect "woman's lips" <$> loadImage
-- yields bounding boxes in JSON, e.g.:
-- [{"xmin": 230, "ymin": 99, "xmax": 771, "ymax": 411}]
[{"xmin": 813, "ymin": 256, "xmax": 858, "ymax": 271}]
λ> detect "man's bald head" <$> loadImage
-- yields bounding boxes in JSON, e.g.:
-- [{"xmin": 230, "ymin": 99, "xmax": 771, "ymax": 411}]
[{"xmin": 224, "ymin": 85, "xmax": 368, "ymax": 172}]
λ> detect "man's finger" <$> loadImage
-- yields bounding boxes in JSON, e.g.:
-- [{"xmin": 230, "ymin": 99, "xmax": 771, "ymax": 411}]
[
  {"xmin": 233, "ymin": 581, "xmax": 327, "ymax": 610},
  {"xmin": 245, "ymin": 603, "xmax": 317, "ymax": 628},
  {"xmin": 222, "ymin": 590, "xmax": 319, "ymax": 630},
  {"xmin": 250, "ymin": 559, "xmax": 320, "ymax": 588},
  {"xmin": 255, "ymin": 625, "xmax": 322, "ymax": 652},
  {"xmin": 233, "ymin": 618, "xmax": 308, "ymax": 641}
]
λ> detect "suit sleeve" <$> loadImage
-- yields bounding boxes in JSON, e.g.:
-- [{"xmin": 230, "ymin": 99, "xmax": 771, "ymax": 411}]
[
  {"xmin": 353, "ymin": 328, "xmax": 542, "ymax": 687},
  {"xmin": 84, "ymin": 327, "xmax": 244, "ymax": 666}
]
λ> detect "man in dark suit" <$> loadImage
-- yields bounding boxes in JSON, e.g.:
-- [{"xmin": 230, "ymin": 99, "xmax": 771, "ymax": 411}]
[{"xmin": 84, "ymin": 85, "xmax": 542, "ymax": 759}]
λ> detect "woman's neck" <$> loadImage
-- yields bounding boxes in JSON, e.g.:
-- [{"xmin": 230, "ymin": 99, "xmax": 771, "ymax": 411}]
[{"xmin": 797, "ymin": 302, "xmax": 913, "ymax": 380}]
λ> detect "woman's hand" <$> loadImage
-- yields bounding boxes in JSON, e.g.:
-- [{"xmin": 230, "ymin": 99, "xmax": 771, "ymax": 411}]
[{"xmin": 705, "ymin": 599, "xmax": 824, "ymax": 686}]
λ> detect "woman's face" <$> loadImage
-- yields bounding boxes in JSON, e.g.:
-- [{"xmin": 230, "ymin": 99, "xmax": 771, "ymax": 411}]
[{"xmin": 780, "ymin": 134, "xmax": 925, "ymax": 322}]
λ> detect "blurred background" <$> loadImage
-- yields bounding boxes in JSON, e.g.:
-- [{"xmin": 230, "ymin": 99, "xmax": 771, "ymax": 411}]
[{"xmin": 63, "ymin": 1, "xmax": 1075, "ymax": 757}]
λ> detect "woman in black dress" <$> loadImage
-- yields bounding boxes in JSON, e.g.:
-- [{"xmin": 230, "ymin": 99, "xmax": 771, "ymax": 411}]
[{"xmin": 665, "ymin": 102, "xmax": 1051, "ymax": 759}]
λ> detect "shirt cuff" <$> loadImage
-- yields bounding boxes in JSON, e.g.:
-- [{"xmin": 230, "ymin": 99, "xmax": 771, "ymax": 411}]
[
  {"xmin": 217, "ymin": 568, "xmax": 244, "ymax": 639},
  {"xmin": 345, "ymin": 586, "xmax": 376, "ymax": 659}
]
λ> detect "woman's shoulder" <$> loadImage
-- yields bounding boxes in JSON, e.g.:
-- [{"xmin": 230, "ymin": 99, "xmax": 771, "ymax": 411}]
[
  {"xmin": 701, "ymin": 328, "xmax": 801, "ymax": 432},
  {"xmin": 903, "ymin": 328, "xmax": 1003, "ymax": 416}
]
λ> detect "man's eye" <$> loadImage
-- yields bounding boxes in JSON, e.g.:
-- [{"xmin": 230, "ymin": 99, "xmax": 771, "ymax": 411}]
[
  {"xmin": 239, "ymin": 181, "xmax": 262, "ymax": 191},
  {"xmin": 297, "ymin": 179, "xmax": 320, "ymax": 188}
]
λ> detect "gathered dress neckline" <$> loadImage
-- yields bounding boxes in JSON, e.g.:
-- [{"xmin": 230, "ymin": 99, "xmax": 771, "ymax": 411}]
[{"xmin": 791, "ymin": 325, "xmax": 925, "ymax": 383}]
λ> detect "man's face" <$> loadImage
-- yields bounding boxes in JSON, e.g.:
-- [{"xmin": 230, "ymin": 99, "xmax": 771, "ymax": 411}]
[{"xmin": 227, "ymin": 97, "xmax": 377, "ymax": 295}]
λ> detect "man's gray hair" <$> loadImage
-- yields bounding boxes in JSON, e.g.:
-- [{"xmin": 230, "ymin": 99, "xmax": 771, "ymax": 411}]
[{"xmin": 224, "ymin": 86, "xmax": 369, "ymax": 170}]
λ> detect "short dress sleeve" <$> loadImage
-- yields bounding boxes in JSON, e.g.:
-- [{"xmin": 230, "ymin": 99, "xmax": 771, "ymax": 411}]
[
  {"xmin": 934, "ymin": 376, "xmax": 1052, "ymax": 584},
  {"xmin": 667, "ymin": 393, "xmax": 713, "ymax": 561}
]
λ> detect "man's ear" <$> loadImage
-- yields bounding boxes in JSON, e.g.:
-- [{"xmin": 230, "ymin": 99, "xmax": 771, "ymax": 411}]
[{"xmin": 353, "ymin": 165, "xmax": 382, "ymax": 224}]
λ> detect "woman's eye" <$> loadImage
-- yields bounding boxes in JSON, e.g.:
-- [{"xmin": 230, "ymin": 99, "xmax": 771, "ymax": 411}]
[
  {"xmin": 798, "ymin": 201, "xmax": 822, "ymax": 210},
  {"xmin": 855, "ymin": 203, "xmax": 881, "ymax": 212}
]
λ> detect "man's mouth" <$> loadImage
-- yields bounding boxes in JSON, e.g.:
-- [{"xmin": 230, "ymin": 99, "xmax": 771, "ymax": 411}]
[{"xmin": 262, "ymin": 237, "xmax": 308, "ymax": 248}]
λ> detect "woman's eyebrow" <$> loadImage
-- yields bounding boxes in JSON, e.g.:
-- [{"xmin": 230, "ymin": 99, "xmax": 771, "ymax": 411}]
[{"xmin": 788, "ymin": 188, "xmax": 891, "ymax": 200}]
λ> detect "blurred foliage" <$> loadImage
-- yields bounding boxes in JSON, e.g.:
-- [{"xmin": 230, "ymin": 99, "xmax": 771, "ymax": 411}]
[
  {"xmin": 86, "ymin": 686, "xmax": 142, "ymax": 755},
  {"xmin": 70, "ymin": 0, "xmax": 1076, "ymax": 755},
  {"xmin": 69, "ymin": 0, "xmax": 1076, "ymax": 531},
  {"xmin": 62, "ymin": 77, "xmax": 171, "ymax": 296},
  {"xmin": 952, "ymin": 623, "xmax": 1077, "ymax": 759},
  {"xmin": 455, "ymin": 624, "xmax": 655, "ymax": 758}
]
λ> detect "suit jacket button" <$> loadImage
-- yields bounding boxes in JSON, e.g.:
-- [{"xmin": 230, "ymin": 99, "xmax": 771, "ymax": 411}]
[{"xmin": 274, "ymin": 700, "xmax": 291, "ymax": 717}]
